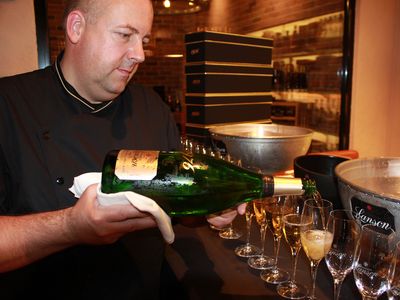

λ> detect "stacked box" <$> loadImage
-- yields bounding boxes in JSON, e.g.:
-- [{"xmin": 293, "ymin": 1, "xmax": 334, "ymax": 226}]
[
  {"xmin": 184, "ymin": 31, "xmax": 273, "ymax": 143},
  {"xmin": 185, "ymin": 31, "xmax": 273, "ymax": 64},
  {"xmin": 186, "ymin": 64, "xmax": 273, "ymax": 93}
]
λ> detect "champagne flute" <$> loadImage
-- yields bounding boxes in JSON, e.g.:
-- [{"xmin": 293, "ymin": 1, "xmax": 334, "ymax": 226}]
[
  {"xmin": 353, "ymin": 224, "xmax": 396, "ymax": 300},
  {"xmin": 388, "ymin": 241, "xmax": 400, "ymax": 300},
  {"xmin": 234, "ymin": 201, "xmax": 262, "ymax": 257},
  {"xmin": 260, "ymin": 196, "xmax": 290, "ymax": 284},
  {"xmin": 325, "ymin": 209, "xmax": 361, "ymax": 300},
  {"xmin": 248, "ymin": 198, "xmax": 275, "ymax": 270},
  {"xmin": 277, "ymin": 195, "xmax": 309, "ymax": 299},
  {"xmin": 300, "ymin": 199, "xmax": 333, "ymax": 300}
]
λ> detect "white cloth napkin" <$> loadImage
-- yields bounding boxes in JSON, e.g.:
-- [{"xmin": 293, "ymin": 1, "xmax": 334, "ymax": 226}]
[{"xmin": 69, "ymin": 172, "xmax": 175, "ymax": 244}]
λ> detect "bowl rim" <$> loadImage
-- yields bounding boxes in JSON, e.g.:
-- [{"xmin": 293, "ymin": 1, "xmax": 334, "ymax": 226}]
[
  {"xmin": 294, "ymin": 154, "xmax": 350, "ymax": 178},
  {"xmin": 209, "ymin": 123, "xmax": 314, "ymax": 140},
  {"xmin": 335, "ymin": 156, "xmax": 400, "ymax": 201}
]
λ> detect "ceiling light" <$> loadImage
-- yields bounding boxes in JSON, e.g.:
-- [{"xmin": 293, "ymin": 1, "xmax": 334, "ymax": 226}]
[
  {"xmin": 163, "ymin": 0, "xmax": 171, "ymax": 8},
  {"xmin": 164, "ymin": 54, "xmax": 184, "ymax": 58},
  {"xmin": 155, "ymin": 0, "xmax": 210, "ymax": 15}
]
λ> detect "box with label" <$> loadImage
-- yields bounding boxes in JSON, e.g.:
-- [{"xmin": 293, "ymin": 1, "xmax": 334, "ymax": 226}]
[
  {"xmin": 186, "ymin": 102, "xmax": 271, "ymax": 125},
  {"xmin": 185, "ymin": 31, "xmax": 273, "ymax": 65},
  {"xmin": 185, "ymin": 93, "xmax": 274, "ymax": 105},
  {"xmin": 185, "ymin": 62, "xmax": 273, "ymax": 94},
  {"xmin": 185, "ymin": 63, "xmax": 273, "ymax": 75},
  {"xmin": 186, "ymin": 73, "xmax": 272, "ymax": 93}
]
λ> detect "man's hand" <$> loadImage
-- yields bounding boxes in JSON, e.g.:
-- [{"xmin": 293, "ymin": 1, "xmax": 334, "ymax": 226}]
[
  {"xmin": 206, "ymin": 203, "xmax": 247, "ymax": 229},
  {"xmin": 66, "ymin": 184, "xmax": 158, "ymax": 245},
  {"xmin": 0, "ymin": 184, "xmax": 159, "ymax": 273}
]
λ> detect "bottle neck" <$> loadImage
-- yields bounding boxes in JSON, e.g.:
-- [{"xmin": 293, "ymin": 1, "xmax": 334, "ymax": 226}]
[
  {"xmin": 262, "ymin": 175, "xmax": 275, "ymax": 196},
  {"xmin": 262, "ymin": 176, "xmax": 304, "ymax": 196}
]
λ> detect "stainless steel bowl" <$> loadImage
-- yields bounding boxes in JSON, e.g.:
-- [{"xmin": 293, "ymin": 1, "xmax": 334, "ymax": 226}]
[
  {"xmin": 209, "ymin": 123, "xmax": 313, "ymax": 174},
  {"xmin": 335, "ymin": 157, "xmax": 400, "ymax": 234}
]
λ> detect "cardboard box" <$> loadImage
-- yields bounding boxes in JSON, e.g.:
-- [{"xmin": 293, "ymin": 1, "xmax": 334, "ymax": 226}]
[
  {"xmin": 186, "ymin": 73, "xmax": 272, "ymax": 93},
  {"xmin": 186, "ymin": 102, "xmax": 271, "ymax": 125},
  {"xmin": 185, "ymin": 93, "xmax": 274, "ymax": 105},
  {"xmin": 185, "ymin": 62, "xmax": 273, "ymax": 75},
  {"xmin": 185, "ymin": 31, "xmax": 273, "ymax": 65},
  {"xmin": 185, "ymin": 61, "xmax": 273, "ymax": 94}
]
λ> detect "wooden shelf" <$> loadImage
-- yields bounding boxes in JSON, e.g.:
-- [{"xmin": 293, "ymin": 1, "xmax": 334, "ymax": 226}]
[
  {"xmin": 271, "ymin": 116, "xmax": 296, "ymax": 121},
  {"xmin": 271, "ymin": 101, "xmax": 300, "ymax": 126},
  {"xmin": 273, "ymin": 49, "xmax": 342, "ymax": 61}
]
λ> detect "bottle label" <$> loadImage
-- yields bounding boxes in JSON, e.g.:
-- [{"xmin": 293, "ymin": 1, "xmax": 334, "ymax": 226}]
[
  {"xmin": 115, "ymin": 150, "xmax": 159, "ymax": 180},
  {"xmin": 351, "ymin": 196, "xmax": 395, "ymax": 233}
]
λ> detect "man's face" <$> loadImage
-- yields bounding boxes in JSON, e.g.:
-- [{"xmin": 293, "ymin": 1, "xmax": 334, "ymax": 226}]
[{"xmin": 75, "ymin": 0, "xmax": 153, "ymax": 101}]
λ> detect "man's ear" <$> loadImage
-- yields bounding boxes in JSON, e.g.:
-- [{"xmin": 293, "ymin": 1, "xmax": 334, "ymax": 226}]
[{"xmin": 65, "ymin": 10, "xmax": 86, "ymax": 44}]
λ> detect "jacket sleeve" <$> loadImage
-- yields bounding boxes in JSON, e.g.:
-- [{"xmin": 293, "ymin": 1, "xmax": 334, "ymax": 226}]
[
  {"xmin": 0, "ymin": 94, "xmax": 11, "ymax": 214},
  {"xmin": 0, "ymin": 147, "xmax": 11, "ymax": 213}
]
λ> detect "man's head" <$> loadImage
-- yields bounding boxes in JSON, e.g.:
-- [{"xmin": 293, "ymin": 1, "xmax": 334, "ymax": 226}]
[{"xmin": 61, "ymin": 0, "xmax": 153, "ymax": 103}]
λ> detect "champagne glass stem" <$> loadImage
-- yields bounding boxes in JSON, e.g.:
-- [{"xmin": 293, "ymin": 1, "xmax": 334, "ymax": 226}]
[
  {"xmin": 333, "ymin": 278, "xmax": 344, "ymax": 300},
  {"xmin": 273, "ymin": 236, "xmax": 282, "ymax": 268},
  {"xmin": 219, "ymin": 222, "xmax": 242, "ymax": 239},
  {"xmin": 309, "ymin": 260, "xmax": 320, "ymax": 299},
  {"xmin": 291, "ymin": 251, "xmax": 300, "ymax": 282},
  {"xmin": 244, "ymin": 209, "xmax": 253, "ymax": 245},
  {"xmin": 260, "ymin": 224, "xmax": 267, "ymax": 255}
]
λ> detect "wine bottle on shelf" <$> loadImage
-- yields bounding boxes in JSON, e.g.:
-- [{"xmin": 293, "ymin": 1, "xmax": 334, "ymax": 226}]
[{"xmin": 101, "ymin": 149, "xmax": 314, "ymax": 217}]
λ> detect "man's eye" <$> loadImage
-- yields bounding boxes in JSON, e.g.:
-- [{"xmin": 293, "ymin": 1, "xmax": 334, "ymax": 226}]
[{"xmin": 117, "ymin": 32, "xmax": 131, "ymax": 39}]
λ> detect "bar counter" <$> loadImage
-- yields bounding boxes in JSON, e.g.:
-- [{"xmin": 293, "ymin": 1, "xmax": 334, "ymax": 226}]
[{"xmin": 163, "ymin": 216, "xmax": 388, "ymax": 300}]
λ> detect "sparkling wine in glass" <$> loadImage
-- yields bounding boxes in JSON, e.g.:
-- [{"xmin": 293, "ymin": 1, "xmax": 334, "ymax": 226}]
[
  {"xmin": 325, "ymin": 209, "xmax": 361, "ymax": 300},
  {"xmin": 260, "ymin": 196, "xmax": 290, "ymax": 284},
  {"xmin": 277, "ymin": 212, "xmax": 310, "ymax": 299},
  {"xmin": 300, "ymin": 199, "xmax": 333, "ymax": 300},
  {"xmin": 248, "ymin": 198, "xmax": 275, "ymax": 270},
  {"xmin": 234, "ymin": 201, "xmax": 261, "ymax": 257},
  {"xmin": 353, "ymin": 224, "xmax": 396, "ymax": 300}
]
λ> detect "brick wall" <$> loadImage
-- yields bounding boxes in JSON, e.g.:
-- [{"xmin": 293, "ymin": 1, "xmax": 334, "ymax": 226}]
[{"xmin": 47, "ymin": 0, "xmax": 66, "ymax": 63}]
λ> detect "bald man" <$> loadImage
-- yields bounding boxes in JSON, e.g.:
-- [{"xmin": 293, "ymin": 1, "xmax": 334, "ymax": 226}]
[{"xmin": 0, "ymin": 1, "xmax": 241, "ymax": 298}]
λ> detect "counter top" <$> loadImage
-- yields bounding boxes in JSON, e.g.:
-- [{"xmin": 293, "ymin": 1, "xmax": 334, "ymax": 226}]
[{"xmin": 163, "ymin": 216, "xmax": 387, "ymax": 300}]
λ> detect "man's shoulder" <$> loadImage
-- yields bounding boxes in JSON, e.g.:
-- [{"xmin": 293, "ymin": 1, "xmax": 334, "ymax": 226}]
[
  {"xmin": 0, "ymin": 67, "xmax": 54, "ymax": 94},
  {"xmin": 0, "ymin": 67, "xmax": 52, "ymax": 82}
]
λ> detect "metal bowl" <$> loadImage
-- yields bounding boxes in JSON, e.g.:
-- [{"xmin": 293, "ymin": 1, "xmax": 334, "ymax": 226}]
[
  {"xmin": 209, "ymin": 123, "xmax": 313, "ymax": 174},
  {"xmin": 335, "ymin": 157, "xmax": 400, "ymax": 235}
]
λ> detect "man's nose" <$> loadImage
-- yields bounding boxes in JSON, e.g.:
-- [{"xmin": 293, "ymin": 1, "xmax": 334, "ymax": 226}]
[{"xmin": 127, "ymin": 37, "xmax": 145, "ymax": 63}]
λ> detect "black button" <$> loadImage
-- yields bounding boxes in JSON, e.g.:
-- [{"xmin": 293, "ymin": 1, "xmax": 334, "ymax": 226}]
[
  {"xmin": 42, "ymin": 131, "xmax": 51, "ymax": 140},
  {"xmin": 56, "ymin": 177, "xmax": 64, "ymax": 185}
]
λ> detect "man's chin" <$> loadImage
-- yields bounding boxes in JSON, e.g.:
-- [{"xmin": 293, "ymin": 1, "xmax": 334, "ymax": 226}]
[{"xmin": 107, "ymin": 84, "xmax": 128, "ymax": 98}]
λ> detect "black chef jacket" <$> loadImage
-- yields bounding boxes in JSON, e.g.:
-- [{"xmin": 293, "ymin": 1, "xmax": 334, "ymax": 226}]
[{"xmin": 0, "ymin": 60, "xmax": 180, "ymax": 299}]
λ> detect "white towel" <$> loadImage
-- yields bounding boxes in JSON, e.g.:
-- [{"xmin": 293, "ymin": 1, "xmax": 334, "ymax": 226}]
[{"xmin": 69, "ymin": 172, "xmax": 174, "ymax": 244}]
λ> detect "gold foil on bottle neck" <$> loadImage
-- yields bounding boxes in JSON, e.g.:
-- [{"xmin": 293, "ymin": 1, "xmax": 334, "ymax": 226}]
[{"xmin": 273, "ymin": 177, "xmax": 304, "ymax": 196}]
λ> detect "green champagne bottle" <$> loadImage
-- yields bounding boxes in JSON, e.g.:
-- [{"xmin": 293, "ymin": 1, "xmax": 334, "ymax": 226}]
[{"xmin": 101, "ymin": 149, "xmax": 308, "ymax": 217}]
